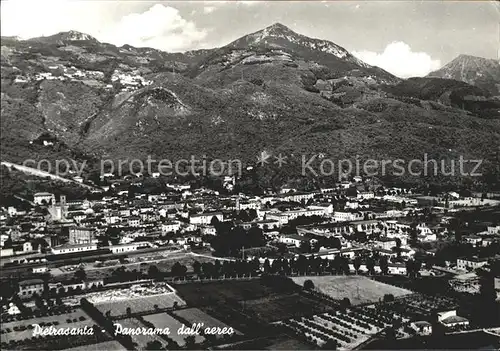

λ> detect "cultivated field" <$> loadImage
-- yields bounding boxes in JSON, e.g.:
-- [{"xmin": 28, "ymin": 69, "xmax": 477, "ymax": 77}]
[
  {"xmin": 216, "ymin": 334, "xmax": 315, "ymax": 350},
  {"xmin": 242, "ymin": 294, "xmax": 334, "ymax": 323},
  {"xmin": 117, "ymin": 318, "xmax": 165, "ymax": 348},
  {"xmin": 0, "ymin": 309, "xmax": 95, "ymax": 343},
  {"xmin": 173, "ymin": 308, "xmax": 242, "ymax": 337},
  {"xmin": 64, "ymin": 340, "xmax": 125, "ymax": 351},
  {"xmin": 174, "ymin": 278, "xmax": 334, "ymax": 324},
  {"xmin": 292, "ymin": 276, "xmax": 412, "ymax": 305},
  {"xmin": 142, "ymin": 313, "xmax": 205, "ymax": 347}
]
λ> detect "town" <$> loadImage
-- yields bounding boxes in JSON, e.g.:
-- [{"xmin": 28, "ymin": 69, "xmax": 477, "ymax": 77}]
[{"xmin": 1, "ymin": 170, "xmax": 499, "ymax": 350}]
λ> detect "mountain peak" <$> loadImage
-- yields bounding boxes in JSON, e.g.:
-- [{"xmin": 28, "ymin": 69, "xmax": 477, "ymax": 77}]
[
  {"xmin": 57, "ymin": 30, "xmax": 98, "ymax": 42},
  {"xmin": 265, "ymin": 22, "xmax": 295, "ymax": 33},
  {"xmin": 427, "ymin": 54, "xmax": 500, "ymax": 95},
  {"xmin": 27, "ymin": 30, "xmax": 99, "ymax": 44},
  {"xmin": 453, "ymin": 54, "xmax": 497, "ymax": 64},
  {"xmin": 225, "ymin": 22, "xmax": 372, "ymax": 69}
]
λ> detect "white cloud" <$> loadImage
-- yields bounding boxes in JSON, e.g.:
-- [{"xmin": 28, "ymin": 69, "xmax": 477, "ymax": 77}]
[
  {"xmin": 100, "ymin": 4, "xmax": 207, "ymax": 51},
  {"xmin": 203, "ymin": 6, "xmax": 216, "ymax": 14},
  {"xmin": 1, "ymin": 1, "xmax": 207, "ymax": 52},
  {"xmin": 352, "ymin": 42, "xmax": 441, "ymax": 78}
]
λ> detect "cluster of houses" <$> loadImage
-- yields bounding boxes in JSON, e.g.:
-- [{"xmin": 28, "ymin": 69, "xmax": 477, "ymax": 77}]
[{"xmin": 1, "ymin": 174, "xmax": 500, "ymax": 302}]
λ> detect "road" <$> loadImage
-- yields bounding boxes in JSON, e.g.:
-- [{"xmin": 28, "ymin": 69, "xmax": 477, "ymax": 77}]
[{"xmin": 1, "ymin": 161, "xmax": 97, "ymax": 190}]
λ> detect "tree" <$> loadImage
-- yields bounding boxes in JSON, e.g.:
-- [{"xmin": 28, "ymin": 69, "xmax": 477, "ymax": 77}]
[
  {"xmin": 395, "ymin": 238, "xmax": 402, "ymax": 258},
  {"xmin": 340, "ymin": 297, "xmax": 351, "ymax": 309},
  {"xmin": 366, "ymin": 256, "xmax": 376, "ymax": 275},
  {"xmin": 353, "ymin": 256, "xmax": 362, "ymax": 274},
  {"xmin": 323, "ymin": 338, "xmax": 338, "ymax": 350},
  {"xmin": 210, "ymin": 216, "xmax": 220, "ymax": 226},
  {"xmin": 193, "ymin": 260, "xmax": 201, "ymax": 276},
  {"xmin": 299, "ymin": 240, "xmax": 311, "ymax": 253},
  {"xmin": 148, "ymin": 265, "xmax": 160, "ymax": 279},
  {"xmin": 145, "ymin": 340, "xmax": 163, "ymax": 350},
  {"xmin": 383, "ymin": 294, "xmax": 395, "ymax": 303},
  {"xmin": 379, "ymin": 256, "xmax": 389, "ymax": 275},
  {"xmin": 171, "ymin": 262, "xmax": 187, "ymax": 278},
  {"xmin": 263, "ymin": 258, "xmax": 271, "ymax": 274},
  {"xmin": 184, "ymin": 335, "xmax": 196, "ymax": 350},
  {"xmin": 303, "ymin": 279, "xmax": 315, "ymax": 291},
  {"xmin": 74, "ymin": 267, "xmax": 87, "ymax": 282},
  {"xmin": 33, "ymin": 293, "xmax": 44, "ymax": 310}
]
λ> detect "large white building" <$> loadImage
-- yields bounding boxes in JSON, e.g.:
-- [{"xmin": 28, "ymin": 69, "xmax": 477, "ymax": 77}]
[
  {"xmin": 161, "ymin": 221, "xmax": 181, "ymax": 233},
  {"xmin": 333, "ymin": 211, "xmax": 363, "ymax": 222},
  {"xmin": 108, "ymin": 242, "xmax": 150, "ymax": 254},
  {"xmin": 51, "ymin": 243, "xmax": 98, "ymax": 255},
  {"xmin": 189, "ymin": 212, "xmax": 223, "ymax": 225},
  {"xmin": 33, "ymin": 192, "xmax": 54, "ymax": 205},
  {"xmin": 279, "ymin": 192, "xmax": 316, "ymax": 203},
  {"xmin": 457, "ymin": 257, "xmax": 488, "ymax": 271}
]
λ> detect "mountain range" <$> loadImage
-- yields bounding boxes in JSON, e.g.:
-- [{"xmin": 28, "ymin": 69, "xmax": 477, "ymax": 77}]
[{"xmin": 1, "ymin": 23, "xmax": 499, "ymax": 187}]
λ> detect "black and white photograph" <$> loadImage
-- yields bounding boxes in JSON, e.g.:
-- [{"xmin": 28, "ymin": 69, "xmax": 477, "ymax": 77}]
[{"xmin": 0, "ymin": 0, "xmax": 499, "ymax": 350}]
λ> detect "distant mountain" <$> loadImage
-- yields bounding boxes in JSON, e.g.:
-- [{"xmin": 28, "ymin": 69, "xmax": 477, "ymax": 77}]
[
  {"xmin": 189, "ymin": 23, "xmax": 397, "ymax": 84},
  {"xmin": 27, "ymin": 30, "xmax": 100, "ymax": 45},
  {"xmin": 1, "ymin": 24, "xmax": 499, "ymax": 187},
  {"xmin": 427, "ymin": 54, "xmax": 500, "ymax": 95}
]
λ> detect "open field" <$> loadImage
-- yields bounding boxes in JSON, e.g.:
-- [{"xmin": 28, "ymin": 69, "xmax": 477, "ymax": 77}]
[
  {"xmin": 292, "ymin": 276, "xmax": 412, "ymax": 305},
  {"xmin": 173, "ymin": 278, "xmax": 299, "ymax": 306},
  {"xmin": 0, "ymin": 309, "xmax": 95, "ymax": 344},
  {"xmin": 173, "ymin": 308, "xmax": 242, "ymax": 337},
  {"xmin": 142, "ymin": 313, "xmax": 205, "ymax": 347},
  {"xmin": 174, "ymin": 278, "xmax": 333, "ymax": 324}
]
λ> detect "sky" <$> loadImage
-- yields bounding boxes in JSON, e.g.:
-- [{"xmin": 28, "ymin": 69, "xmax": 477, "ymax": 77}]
[{"xmin": 1, "ymin": 0, "xmax": 498, "ymax": 78}]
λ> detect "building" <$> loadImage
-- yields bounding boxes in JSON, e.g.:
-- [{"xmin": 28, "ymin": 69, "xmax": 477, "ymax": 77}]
[
  {"xmin": 437, "ymin": 310, "xmax": 470, "ymax": 329},
  {"xmin": 357, "ymin": 192, "xmax": 374, "ymax": 200},
  {"xmin": 33, "ymin": 192, "xmax": 54, "ymax": 205},
  {"xmin": 465, "ymin": 235, "xmax": 482, "ymax": 246},
  {"xmin": 457, "ymin": 257, "xmax": 488, "ymax": 271},
  {"xmin": 279, "ymin": 192, "xmax": 316, "ymax": 203},
  {"xmin": 51, "ymin": 243, "xmax": 98, "ymax": 255},
  {"xmin": 18, "ymin": 279, "xmax": 44, "ymax": 299},
  {"xmin": 200, "ymin": 225, "xmax": 217, "ymax": 236},
  {"xmin": 374, "ymin": 237, "xmax": 397, "ymax": 251},
  {"xmin": 387, "ymin": 263, "xmax": 407, "ymax": 275},
  {"xmin": 189, "ymin": 212, "xmax": 223, "ymax": 226},
  {"xmin": 307, "ymin": 203, "xmax": 334, "ymax": 215},
  {"xmin": 48, "ymin": 195, "xmax": 68, "ymax": 221},
  {"xmin": 108, "ymin": 242, "xmax": 150, "ymax": 254},
  {"xmin": 410, "ymin": 321, "xmax": 432, "ymax": 336},
  {"xmin": 238, "ymin": 200, "xmax": 261, "ymax": 211},
  {"xmin": 127, "ymin": 216, "xmax": 141, "ymax": 227},
  {"xmin": 449, "ymin": 272, "xmax": 481, "ymax": 294},
  {"xmin": 69, "ymin": 227, "xmax": 96, "ymax": 245},
  {"xmin": 22, "ymin": 241, "xmax": 34, "ymax": 253},
  {"xmin": 32, "ymin": 266, "xmax": 48, "ymax": 274},
  {"xmin": 333, "ymin": 211, "xmax": 364, "ymax": 222},
  {"xmin": 487, "ymin": 225, "xmax": 500, "ymax": 235},
  {"xmin": 161, "ymin": 221, "xmax": 181, "ymax": 234},
  {"xmin": 278, "ymin": 234, "xmax": 311, "ymax": 248}
]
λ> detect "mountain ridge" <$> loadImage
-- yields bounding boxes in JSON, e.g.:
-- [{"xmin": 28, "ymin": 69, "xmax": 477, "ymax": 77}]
[
  {"xmin": 1, "ymin": 23, "xmax": 499, "ymax": 187},
  {"xmin": 427, "ymin": 54, "xmax": 500, "ymax": 95}
]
